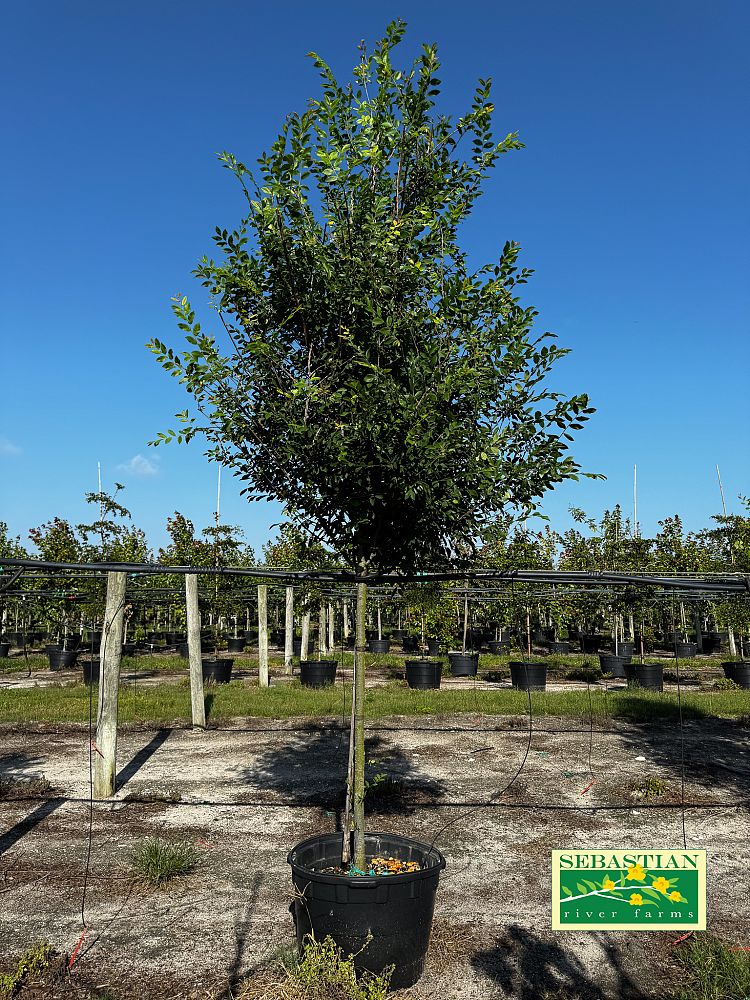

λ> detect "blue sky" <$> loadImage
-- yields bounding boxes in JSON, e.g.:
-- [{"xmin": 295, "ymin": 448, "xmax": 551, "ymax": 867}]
[{"xmin": 1, "ymin": 1, "xmax": 748, "ymax": 556}]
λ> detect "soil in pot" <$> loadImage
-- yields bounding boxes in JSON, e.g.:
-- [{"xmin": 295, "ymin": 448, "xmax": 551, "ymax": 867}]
[
  {"xmin": 448, "ymin": 651, "xmax": 479, "ymax": 676},
  {"xmin": 599, "ymin": 653, "xmax": 628, "ymax": 678},
  {"xmin": 201, "ymin": 658, "xmax": 234, "ymax": 684},
  {"xmin": 0, "ymin": 642, "xmax": 9, "ymax": 658},
  {"xmin": 48, "ymin": 648, "xmax": 79, "ymax": 671},
  {"xmin": 367, "ymin": 638, "xmax": 391, "ymax": 654},
  {"xmin": 405, "ymin": 659, "xmax": 442, "ymax": 689},
  {"xmin": 509, "ymin": 661, "xmax": 547, "ymax": 691},
  {"xmin": 227, "ymin": 636, "xmax": 246, "ymax": 653},
  {"xmin": 625, "ymin": 662, "xmax": 663, "ymax": 692},
  {"xmin": 288, "ymin": 831, "xmax": 446, "ymax": 990},
  {"xmin": 299, "ymin": 660, "xmax": 337, "ymax": 688}
]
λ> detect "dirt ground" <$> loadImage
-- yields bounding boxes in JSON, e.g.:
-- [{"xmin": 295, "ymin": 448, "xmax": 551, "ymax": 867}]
[{"xmin": 1, "ymin": 713, "xmax": 749, "ymax": 999}]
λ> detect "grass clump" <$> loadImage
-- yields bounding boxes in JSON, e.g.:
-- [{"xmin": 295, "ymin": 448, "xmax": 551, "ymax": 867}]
[
  {"xmin": 566, "ymin": 665, "xmax": 602, "ymax": 682},
  {"xmin": 639, "ymin": 776, "xmax": 667, "ymax": 799},
  {"xmin": 241, "ymin": 936, "xmax": 391, "ymax": 1000},
  {"xmin": 672, "ymin": 934, "xmax": 750, "ymax": 1000},
  {"xmin": 130, "ymin": 836, "xmax": 197, "ymax": 888},
  {"xmin": 711, "ymin": 677, "xmax": 740, "ymax": 691},
  {"xmin": 0, "ymin": 943, "xmax": 52, "ymax": 999}
]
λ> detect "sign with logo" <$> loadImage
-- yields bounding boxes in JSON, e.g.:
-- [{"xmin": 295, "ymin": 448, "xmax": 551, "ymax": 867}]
[{"xmin": 552, "ymin": 850, "xmax": 706, "ymax": 930}]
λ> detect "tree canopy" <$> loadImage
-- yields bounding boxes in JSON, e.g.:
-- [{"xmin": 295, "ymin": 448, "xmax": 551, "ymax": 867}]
[{"xmin": 149, "ymin": 20, "xmax": 596, "ymax": 574}]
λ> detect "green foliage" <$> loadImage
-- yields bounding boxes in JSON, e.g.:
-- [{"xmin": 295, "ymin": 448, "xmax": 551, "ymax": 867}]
[
  {"xmin": 639, "ymin": 776, "xmax": 667, "ymax": 799},
  {"xmin": 129, "ymin": 837, "xmax": 198, "ymax": 888},
  {"xmin": 672, "ymin": 934, "xmax": 750, "ymax": 1000},
  {"xmin": 566, "ymin": 665, "xmax": 602, "ymax": 682},
  {"xmin": 149, "ymin": 20, "xmax": 595, "ymax": 574},
  {"xmin": 0, "ymin": 943, "xmax": 52, "ymax": 999},
  {"xmin": 286, "ymin": 936, "xmax": 391, "ymax": 1000}
]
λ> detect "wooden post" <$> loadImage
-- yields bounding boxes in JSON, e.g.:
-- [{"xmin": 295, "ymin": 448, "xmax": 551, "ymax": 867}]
[
  {"xmin": 319, "ymin": 603, "xmax": 327, "ymax": 656},
  {"xmin": 258, "ymin": 584, "xmax": 269, "ymax": 687},
  {"xmin": 343, "ymin": 599, "xmax": 350, "ymax": 642},
  {"xmin": 328, "ymin": 602, "xmax": 335, "ymax": 650},
  {"xmin": 284, "ymin": 585, "xmax": 294, "ymax": 674},
  {"xmin": 94, "ymin": 572, "xmax": 126, "ymax": 798},
  {"xmin": 301, "ymin": 610, "xmax": 311, "ymax": 662},
  {"xmin": 185, "ymin": 574, "xmax": 206, "ymax": 729}
]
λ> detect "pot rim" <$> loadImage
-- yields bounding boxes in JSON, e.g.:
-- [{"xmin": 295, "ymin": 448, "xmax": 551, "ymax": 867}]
[{"xmin": 288, "ymin": 831, "xmax": 446, "ymax": 886}]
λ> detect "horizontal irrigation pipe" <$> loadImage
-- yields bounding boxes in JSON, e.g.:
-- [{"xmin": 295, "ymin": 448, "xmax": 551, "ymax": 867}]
[{"xmin": 2, "ymin": 558, "xmax": 749, "ymax": 592}]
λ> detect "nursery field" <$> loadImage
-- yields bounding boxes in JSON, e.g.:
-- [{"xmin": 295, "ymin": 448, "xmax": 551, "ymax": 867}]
[{"xmin": 1, "ymin": 710, "xmax": 749, "ymax": 1000}]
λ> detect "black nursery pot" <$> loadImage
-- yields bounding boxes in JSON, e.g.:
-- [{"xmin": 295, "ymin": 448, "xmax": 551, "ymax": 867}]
[
  {"xmin": 548, "ymin": 641, "xmax": 571, "ymax": 655},
  {"xmin": 625, "ymin": 662, "xmax": 663, "ymax": 692},
  {"xmin": 405, "ymin": 659, "xmax": 442, "ymax": 689},
  {"xmin": 288, "ymin": 831, "xmax": 446, "ymax": 990},
  {"xmin": 227, "ymin": 636, "xmax": 246, "ymax": 653},
  {"xmin": 402, "ymin": 635, "xmax": 419, "ymax": 653},
  {"xmin": 487, "ymin": 639, "xmax": 510, "ymax": 655},
  {"xmin": 64, "ymin": 635, "xmax": 81, "ymax": 651},
  {"xmin": 615, "ymin": 642, "xmax": 635, "ymax": 659},
  {"xmin": 121, "ymin": 642, "xmax": 136, "ymax": 657},
  {"xmin": 0, "ymin": 642, "xmax": 9, "ymax": 658},
  {"xmin": 425, "ymin": 638, "xmax": 441, "ymax": 657},
  {"xmin": 599, "ymin": 653, "xmax": 628, "ymax": 678},
  {"xmin": 731, "ymin": 662, "xmax": 750, "ymax": 690},
  {"xmin": 201, "ymin": 658, "xmax": 234, "ymax": 683},
  {"xmin": 299, "ymin": 660, "xmax": 337, "ymax": 688},
  {"xmin": 48, "ymin": 648, "xmax": 79, "ymax": 671},
  {"xmin": 675, "ymin": 641, "xmax": 697, "ymax": 659},
  {"xmin": 722, "ymin": 661, "xmax": 737, "ymax": 679},
  {"xmin": 448, "ymin": 651, "xmax": 479, "ymax": 676},
  {"xmin": 367, "ymin": 638, "xmax": 391, "ymax": 655},
  {"xmin": 390, "ymin": 629, "xmax": 406, "ymax": 642},
  {"xmin": 509, "ymin": 661, "xmax": 547, "ymax": 691},
  {"xmin": 579, "ymin": 635, "xmax": 600, "ymax": 654},
  {"xmin": 81, "ymin": 658, "xmax": 100, "ymax": 685}
]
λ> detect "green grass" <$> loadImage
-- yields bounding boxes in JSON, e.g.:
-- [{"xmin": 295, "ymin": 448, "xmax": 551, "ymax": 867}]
[
  {"xmin": 672, "ymin": 935, "xmax": 750, "ymax": 1000},
  {"xmin": 130, "ymin": 837, "xmax": 198, "ymax": 888},
  {"xmin": 2, "ymin": 678, "xmax": 750, "ymax": 725}
]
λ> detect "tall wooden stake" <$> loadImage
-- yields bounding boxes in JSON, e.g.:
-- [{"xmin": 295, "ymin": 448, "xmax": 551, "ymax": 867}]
[
  {"xmin": 284, "ymin": 585, "xmax": 294, "ymax": 674},
  {"xmin": 352, "ymin": 579, "xmax": 368, "ymax": 869},
  {"xmin": 301, "ymin": 610, "xmax": 311, "ymax": 661},
  {"xmin": 258, "ymin": 584, "xmax": 269, "ymax": 687},
  {"xmin": 185, "ymin": 574, "xmax": 205, "ymax": 729},
  {"xmin": 94, "ymin": 572, "xmax": 126, "ymax": 797}
]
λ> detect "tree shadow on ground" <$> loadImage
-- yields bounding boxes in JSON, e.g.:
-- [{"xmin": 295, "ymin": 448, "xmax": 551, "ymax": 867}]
[
  {"xmin": 471, "ymin": 924, "xmax": 646, "ymax": 1000},
  {"xmin": 240, "ymin": 731, "xmax": 446, "ymax": 831},
  {"xmin": 115, "ymin": 729, "xmax": 171, "ymax": 789},
  {"xmin": 603, "ymin": 697, "xmax": 750, "ymax": 803}
]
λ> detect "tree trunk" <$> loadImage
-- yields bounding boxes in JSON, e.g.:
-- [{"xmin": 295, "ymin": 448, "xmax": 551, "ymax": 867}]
[
  {"xmin": 692, "ymin": 606, "xmax": 703, "ymax": 654},
  {"xmin": 186, "ymin": 574, "xmax": 206, "ymax": 729},
  {"xmin": 284, "ymin": 585, "xmax": 294, "ymax": 674},
  {"xmin": 258, "ymin": 584, "xmax": 269, "ymax": 687},
  {"xmin": 352, "ymin": 579, "xmax": 368, "ymax": 870},
  {"xmin": 343, "ymin": 599, "xmax": 350, "ymax": 642},
  {"xmin": 328, "ymin": 602, "xmax": 335, "ymax": 650},
  {"xmin": 94, "ymin": 572, "xmax": 126, "ymax": 797}
]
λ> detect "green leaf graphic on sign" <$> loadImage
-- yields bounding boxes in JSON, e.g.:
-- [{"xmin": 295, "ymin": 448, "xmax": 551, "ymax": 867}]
[
  {"xmin": 582, "ymin": 880, "xmax": 598, "ymax": 892},
  {"xmin": 561, "ymin": 886, "xmax": 572, "ymax": 897},
  {"xmin": 576, "ymin": 883, "xmax": 587, "ymax": 894}
]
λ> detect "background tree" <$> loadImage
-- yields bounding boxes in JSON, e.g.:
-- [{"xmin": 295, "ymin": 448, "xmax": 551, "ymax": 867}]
[{"xmin": 149, "ymin": 22, "xmax": 596, "ymax": 867}]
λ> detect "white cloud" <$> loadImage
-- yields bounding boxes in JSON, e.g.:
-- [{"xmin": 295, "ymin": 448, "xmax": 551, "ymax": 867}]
[
  {"xmin": 0, "ymin": 436, "xmax": 21, "ymax": 457},
  {"xmin": 117, "ymin": 453, "xmax": 159, "ymax": 477}
]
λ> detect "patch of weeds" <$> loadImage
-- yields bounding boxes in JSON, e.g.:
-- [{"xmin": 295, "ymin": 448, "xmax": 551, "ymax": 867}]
[
  {"xmin": 0, "ymin": 943, "xmax": 52, "ymax": 999},
  {"xmin": 638, "ymin": 776, "xmax": 668, "ymax": 800},
  {"xmin": 240, "ymin": 935, "xmax": 391, "ymax": 1000},
  {"xmin": 123, "ymin": 787, "xmax": 182, "ymax": 803},
  {"xmin": 364, "ymin": 771, "xmax": 403, "ymax": 804},
  {"xmin": 711, "ymin": 677, "xmax": 740, "ymax": 691},
  {"xmin": 484, "ymin": 669, "xmax": 510, "ymax": 682},
  {"xmin": 129, "ymin": 836, "xmax": 198, "ymax": 888},
  {"xmin": 672, "ymin": 934, "xmax": 750, "ymax": 1000},
  {"xmin": 0, "ymin": 777, "xmax": 53, "ymax": 800},
  {"xmin": 566, "ymin": 665, "xmax": 602, "ymax": 682}
]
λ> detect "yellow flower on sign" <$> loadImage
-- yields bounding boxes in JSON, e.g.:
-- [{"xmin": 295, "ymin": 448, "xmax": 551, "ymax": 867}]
[
  {"xmin": 602, "ymin": 877, "xmax": 616, "ymax": 891},
  {"xmin": 626, "ymin": 863, "xmax": 647, "ymax": 881},
  {"xmin": 669, "ymin": 891, "xmax": 681, "ymax": 902},
  {"xmin": 652, "ymin": 877, "xmax": 670, "ymax": 893},
  {"xmin": 629, "ymin": 894, "xmax": 643, "ymax": 906}
]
